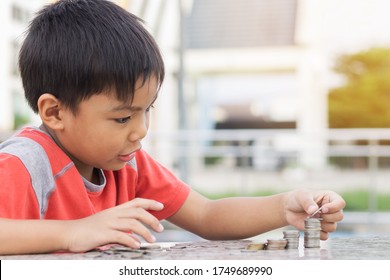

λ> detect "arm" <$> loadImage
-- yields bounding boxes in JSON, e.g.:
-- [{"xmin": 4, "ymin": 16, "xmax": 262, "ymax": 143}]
[
  {"xmin": 0, "ymin": 198, "xmax": 164, "ymax": 255},
  {"xmin": 168, "ymin": 189, "xmax": 345, "ymax": 241},
  {"xmin": 168, "ymin": 190, "xmax": 288, "ymax": 240},
  {"xmin": 0, "ymin": 218, "xmax": 72, "ymax": 255}
]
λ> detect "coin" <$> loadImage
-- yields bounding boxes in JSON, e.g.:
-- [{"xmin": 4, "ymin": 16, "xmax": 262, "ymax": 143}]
[
  {"xmin": 310, "ymin": 206, "xmax": 323, "ymax": 218},
  {"xmin": 266, "ymin": 239, "xmax": 288, "ymax": 250},
  {"xmin": 246, "ymin": 242, "xmax": 266, "ymax": 250},
  {"xmin": 283, "ymin": 230, "xmax": 300, "ymax": 249},
  {"xmin": 304, "ymin": 218, "xmax": 321, "ymax": 248}
]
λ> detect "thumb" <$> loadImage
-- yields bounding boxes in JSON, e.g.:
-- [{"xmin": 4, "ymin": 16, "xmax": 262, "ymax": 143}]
[
  {"xmin": 306, "ymin": 203, "xmax": 319, "ymax": 216},
  {"xmin": 298, "ymin": 191, "xmax": 319, "ymax": 215}
]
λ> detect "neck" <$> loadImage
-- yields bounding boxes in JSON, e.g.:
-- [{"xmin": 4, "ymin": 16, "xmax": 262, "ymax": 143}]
[{"xmin": 39, "ymin": 123, "xmax": 98, "ymax": 183}]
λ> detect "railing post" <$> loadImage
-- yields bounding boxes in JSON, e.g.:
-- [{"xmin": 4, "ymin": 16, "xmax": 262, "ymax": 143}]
[
  {"xmin": 238, "ymin": 140, "xmax": 252, "ymax": 195},
  {"xmin": 368, "ymin": 139, "xmax": 379, "ymax": 214}
]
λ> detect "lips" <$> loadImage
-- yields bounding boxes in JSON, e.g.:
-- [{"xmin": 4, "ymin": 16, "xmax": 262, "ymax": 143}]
[
  {"xmin": 118, "ymin": 153, "xmax": 135, "ymax": 162},
  {"xmin": 118, "ymin": 147, "xmax": 141, "ymax": 162}
]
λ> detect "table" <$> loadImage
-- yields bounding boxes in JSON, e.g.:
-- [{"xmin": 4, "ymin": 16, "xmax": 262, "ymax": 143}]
[{"xmin": 1, "ymin": 235, "xmax": 389, "ymax": 260}]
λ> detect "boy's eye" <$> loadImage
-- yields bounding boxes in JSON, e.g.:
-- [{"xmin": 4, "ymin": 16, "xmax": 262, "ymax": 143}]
[{"xmin": 115, "ymin": 116, "xmax": 131, "ymax": 124}]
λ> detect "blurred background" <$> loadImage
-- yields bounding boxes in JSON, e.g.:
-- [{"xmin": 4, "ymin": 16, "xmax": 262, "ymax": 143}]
[{"xmin": 2, "ymin": 0, "xmax": 390, "ymax": 238}]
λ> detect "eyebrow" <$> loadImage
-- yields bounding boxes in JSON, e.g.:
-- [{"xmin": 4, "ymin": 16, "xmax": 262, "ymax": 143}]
[
  {"xmin": 109, "ymin": 94, "xmax": 158, "ymax": 112},
  {"xmin": 110, "ymin": 104, "xmax": 142, "ymax": 112}
]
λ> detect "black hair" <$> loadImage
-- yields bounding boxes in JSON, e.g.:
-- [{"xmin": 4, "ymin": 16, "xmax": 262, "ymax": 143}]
[{"xmin": 19, "ymin": 0, "xmax": 165, "ymax": 113}]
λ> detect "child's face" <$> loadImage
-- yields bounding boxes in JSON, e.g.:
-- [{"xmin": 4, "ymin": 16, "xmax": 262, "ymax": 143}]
[{"xmin": 56, "ymin": 77, "xmax": 159, "ymax": 179}]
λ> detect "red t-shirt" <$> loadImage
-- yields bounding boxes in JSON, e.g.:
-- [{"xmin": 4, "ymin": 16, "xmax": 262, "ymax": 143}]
[{"xmin": 0, "ymin": 127, "xmax": 190, "ymax": 221}]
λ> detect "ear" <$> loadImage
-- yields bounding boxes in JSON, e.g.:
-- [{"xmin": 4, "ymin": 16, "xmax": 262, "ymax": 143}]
[{"xmin": 37, "ymin": 93, "xmax": 65, "ymax": 130}]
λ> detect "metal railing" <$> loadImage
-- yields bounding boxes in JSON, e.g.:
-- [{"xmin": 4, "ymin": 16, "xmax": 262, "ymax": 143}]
[
  {"xmin": 144, "ymin": 128, "xmax": 390, "ymax": 212},
  {"xmin": 145, "ymin": 128, "xmax": 390, "ymax": 166},
  {"xmin": 2, "ymin": 128, "xmax": 390, "ymax": 211}
]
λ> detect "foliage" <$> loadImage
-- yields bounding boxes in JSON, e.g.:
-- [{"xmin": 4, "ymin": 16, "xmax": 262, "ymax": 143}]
[
  {"xmin": 342, "ymin": 189, "xmax": 390, "ymax": 211},
  {"xmin": 340, "ymin": 189, "xmax": 369, "ymax": 211},
  {"xmin": 13, "ymin": 114, "xmax": 30, "ymax": 130},
  {"xmin": 328, "ymin": 47, "xmax": 390, "ymax": 128},
  {"xmin": 200, "ymin": 188, "xmax": 390, "ymax": 211}
]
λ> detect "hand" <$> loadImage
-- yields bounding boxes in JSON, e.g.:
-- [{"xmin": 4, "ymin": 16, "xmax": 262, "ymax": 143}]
[
  {"xmin": 63, "ymin": 198, "xmax": 164, "ymax": 252},
  {"xmin": 283, "ymin": 189, "xmax": 346, "ymax": 240}
]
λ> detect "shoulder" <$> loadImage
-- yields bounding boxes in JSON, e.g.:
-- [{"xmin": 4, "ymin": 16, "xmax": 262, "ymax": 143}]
[
  {"xmin": 1, "ymin": 127, "xmax": 53, "ymax": 167},
  {"xmin": 0, "ymin": 127, "xmax": 74, "ymax": 218},
  {"xmin": 0, "ymin": 126, "xmax": 55, "ymax": 153},
  {"xmin": 0, "ymin": 128, "xmax": 50, "ymax": 168},
  {"xmin": 0, "ymin": 152, "xmax": 30, "ymax": 175},
  {"xmin": 0, "ymin": 126, "xmax": 72, "ymax": 179}
]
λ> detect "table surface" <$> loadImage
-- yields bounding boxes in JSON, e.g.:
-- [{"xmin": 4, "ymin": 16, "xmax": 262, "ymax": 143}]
[{"xmin": 1, "ymin": 235, "xmax": 389, "ymax": 260}]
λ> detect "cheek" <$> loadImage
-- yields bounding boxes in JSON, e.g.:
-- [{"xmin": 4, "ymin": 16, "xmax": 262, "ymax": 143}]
[
  {"xmin": 145, "ymin": 113, "xmax": 151, "ymax": 129},
  {"xmin": 81, "ymin": 129, "xmax": 120, "ymax": 150},
  {"xmin": 69, "ymin": 133, "xmax": 119, "ymax": 163},
  {"xmin": 63, "ymin": 120, "xmax": 110, "ymax": 149},
  {"xmin": 62, "ymin": 114, "xmax": 127, "ymax": 154}
]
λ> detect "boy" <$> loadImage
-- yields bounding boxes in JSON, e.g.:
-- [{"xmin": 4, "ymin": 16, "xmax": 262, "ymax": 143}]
[{"xmin": 0, "ymin": 0, "xmax": 345, "ymax": 255}]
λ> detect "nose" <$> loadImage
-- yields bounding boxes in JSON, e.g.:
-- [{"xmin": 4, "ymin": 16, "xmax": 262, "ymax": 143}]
[{"xmin": 128, "ymin": 114, "xmax": 148, "ymax": 142}]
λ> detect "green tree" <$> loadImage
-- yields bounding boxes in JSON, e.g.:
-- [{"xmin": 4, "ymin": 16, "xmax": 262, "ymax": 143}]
[{"xmin": 328, "ymin": 47, "xmax": 390, "ymax": 128}]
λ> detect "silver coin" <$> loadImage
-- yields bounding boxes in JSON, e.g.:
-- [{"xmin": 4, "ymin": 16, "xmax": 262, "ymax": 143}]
[{"xmin": 304, "ymin": 218, "xmax": 321, "ymax": 248}]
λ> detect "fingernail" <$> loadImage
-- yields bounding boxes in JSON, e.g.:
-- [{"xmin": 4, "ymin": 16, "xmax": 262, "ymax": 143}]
[
  {"xmin": 308, "ymin": 205, "xmax": 317, "ymax": 214},
  {"xmin": 158, "ymin": 223, "xmax": 164, "ymax": 232},
  {"xmin": 321, "ymin": 206, "xmax": 329, "ymax": 213},
  {"xmin": 150, "ymin": 235, "xmax": 156, "ymax": 242}
]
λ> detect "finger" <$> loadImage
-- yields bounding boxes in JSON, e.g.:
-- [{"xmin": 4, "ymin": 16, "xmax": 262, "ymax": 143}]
[
  {"xmin": 116, "ymin": 218, "xmax": 158, "ymax": 243},
  {"xmin": 120, "ymin": 198, "xmax": 164, "ymax": 211},
  {"xmin": 296, "ymin": 191, "xmax": 320, "ymax": 216},
  {"xmin": 320, "ymin": 230, "xmax": 329, "ymax": 241},
  {"xmin": 320, "ymin": 221, "xmax": 338, "ymax": 233},
  {"xmin": 314, "ymin": 191, "xmax": 345, "ymax": 212},
  {"xmin": 109, "ymin": 231, "xmax": 143, "ymax": 249},
  {"xmin": 129, "ymin": 233, "xmax": 141, "ymax": 244},
  {"xmin": 320, "ymin": 199, "xmax": 346, "ymax": 215},
  {"xmin": 118, "ymin": 207, "xmax": 164, "ymax": 233},
  {"xmin": 321, "ymin": 210, "xmax": 344, "ymax": 223}
]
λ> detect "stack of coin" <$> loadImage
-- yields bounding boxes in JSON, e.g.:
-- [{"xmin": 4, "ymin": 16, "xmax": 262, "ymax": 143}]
[
  {"xmin": 283, "ymin": 230, "xmax": 300, "ymax": 249},
  {"xmin": 266, "ymin": 239, "xmax": 288, "ymax": 250},
  {"xmin": 246, "ymin": 242, "xmax": 266, "ymax": 251},
  {"xmin": 304, "ymin": 218, "xmax": 321, "ymax": 248}
]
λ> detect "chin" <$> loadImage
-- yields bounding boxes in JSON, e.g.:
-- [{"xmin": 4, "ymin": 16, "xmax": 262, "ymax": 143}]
[{"xmin": 112, "ymin": 162, "xmax": 128, "ymax": 171}]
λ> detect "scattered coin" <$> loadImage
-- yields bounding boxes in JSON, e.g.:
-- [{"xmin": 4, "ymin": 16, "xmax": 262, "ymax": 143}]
[
  {"xmin": 140, "ymin": 244, "xmax": 162, "ymax": 250},
  {"xmin": 84, "ymin": 251, "xmax": 104, "ymax": 258}
]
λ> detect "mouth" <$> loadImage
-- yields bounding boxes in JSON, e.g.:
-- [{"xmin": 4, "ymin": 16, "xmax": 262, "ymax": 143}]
[
  {"xmin": 118, "ymin": 154, "xmax": 135, "ymax": 162},
  {"xmin": 118, "ymin": 147, "xmax": 141, "ymax": 162}
]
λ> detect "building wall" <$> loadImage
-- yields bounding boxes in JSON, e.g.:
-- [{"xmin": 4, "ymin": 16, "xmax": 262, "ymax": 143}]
[
  {"xmin": 0, "ymin": 0, "xmax": 48, "ymax": 132},
  {"xmin": 0, "ymin": 0, "xmax": 15, "ymax": 131},
  {"xmin": 3, "ymin": 0, "xmax": 390, "ymax": 174},
  {"xmin": 126, "ymin": 0, "xmax": 390, "ymax": 173}
]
